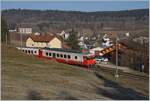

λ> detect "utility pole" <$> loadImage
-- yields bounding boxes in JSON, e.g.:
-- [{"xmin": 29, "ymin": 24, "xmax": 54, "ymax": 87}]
[
  {"xmin": 20, "ymin": 32, "xmax": 22, "ymax": 47},
  {"xmin": 6, "ymin": 34, "xmax": 7, "ymax": 45},
  {"xmin": 115, "ymin": 37, "xmax": 119, "ymax": 80}
]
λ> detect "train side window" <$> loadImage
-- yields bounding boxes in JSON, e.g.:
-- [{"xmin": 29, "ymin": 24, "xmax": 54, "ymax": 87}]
[
  {"xmin": 22, "ymin": 50, "xmax": 24, "ymax": 52},
  {"xmin": 60, "ymin": 54, "xmax": 63, "ymax": 58},
  {"xmin": 75, "ymin": 56, "xmax": 78, "ymax": 59},
  {"xmin": 34, "ymin": 51, "xmax": 36, "ymax": 53},
  {"xmin": 31, "ymin": 50, "xmax": 33, "ymax": 54},
  {"xmin": 68, "ymin": 55, "xmax": 71, "ymax": 59},
  {"xmin": 57, "ymin": 54, "xmax": 59, "ymax": 57},
  {"xmin": 25, "ymin": 50, "xmax": 27, "ymax": 53},
  {"xmin": 28, "ymin": 50, "xmax": 30, "ymax": 54},
  {"xmin": 46, "ymin": 52, "xmax": 48, "ymax": 56},
  {"xmin": 49, "ymin": 53, "xmax": 51, "ymax": 56},
  {"xmin": 64, "ymin": 54, "xmax": 67, "ymax": 58}
]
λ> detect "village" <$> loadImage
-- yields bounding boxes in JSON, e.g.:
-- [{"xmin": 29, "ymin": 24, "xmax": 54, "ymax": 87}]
[
  {"xmin": 8, "ymin": 26, "xmax": 149, "ymax": 73},
  {"xmin": 2, "ymin": 25, "xmax": 148, "ymax": 100},
  {"xmin": 1, "ymin": 1, "xmax": 149, "ymax": 100}
]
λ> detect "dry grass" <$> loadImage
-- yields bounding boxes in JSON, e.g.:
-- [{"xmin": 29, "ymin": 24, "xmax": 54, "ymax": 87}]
[
  {"xmin": 2, "ymin": 44, "xmax": 149, "ymax": 100},
  {"xmin": 1, "ymin": 45, "xmax": 106, "ymax": 100}
]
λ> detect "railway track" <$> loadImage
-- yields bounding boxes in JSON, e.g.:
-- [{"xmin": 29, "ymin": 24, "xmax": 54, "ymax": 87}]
[{"xmin": 91, "ymin": 65, "xmax": 149, "ymax": 80}]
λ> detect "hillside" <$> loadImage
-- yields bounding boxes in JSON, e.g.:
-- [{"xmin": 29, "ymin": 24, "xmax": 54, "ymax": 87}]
[
  {"xmin": 2, "ymin": 9, "xmax": 149, "ymax": 33},
  {"xmin": 1, "ymin": 45, "xmax": 108, "ymax": 100},
  {"xmin": 1, "ymin": 44, "xmax": 149, "ymax": 100}
]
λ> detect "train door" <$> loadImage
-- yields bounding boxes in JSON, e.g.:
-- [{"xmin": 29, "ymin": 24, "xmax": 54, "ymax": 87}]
[
  {"xmin": 38, "ymin": 49, "xmax": 42, "ymax": 58},
  {"xmin": 52, "ymin": 53, "xmax": 56, "ymax": 58}
]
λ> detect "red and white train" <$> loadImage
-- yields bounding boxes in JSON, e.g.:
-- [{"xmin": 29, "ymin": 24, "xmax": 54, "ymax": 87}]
[{"xmin": 16, "ymin": 47, "xmax": 96, "ymax": 67}]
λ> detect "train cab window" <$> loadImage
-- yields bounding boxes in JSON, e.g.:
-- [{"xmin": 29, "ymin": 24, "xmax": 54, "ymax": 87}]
[
  {"xmin": 57, "ymin": 54, "xmax": 59, "ymax": 57},
  {"xmin": 60, "ymin": 54, "xmax": 63, "ymax": 58},
  {"xmin": 49, "ymin": 53, "xmax": 51, "ymax": 56},
  {"xmin": 46, "ymin": 52, "xmax": 48, "ymax": 56},
  {"xmin": 75, "ymin": 56, "xmax": 78, "ymax": 59},
  {"xmin": 64, "ymin": 54, "xmax": 67, "ymax": 58},
  {"xmin": 68, "ymin": 55, "xmax": 71, "ymax": 59}
]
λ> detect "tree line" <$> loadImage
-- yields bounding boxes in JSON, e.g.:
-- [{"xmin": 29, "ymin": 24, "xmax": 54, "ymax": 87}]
[{"xmin": 2, "ymin": 9, "xmax": 149, "ymax": 32}]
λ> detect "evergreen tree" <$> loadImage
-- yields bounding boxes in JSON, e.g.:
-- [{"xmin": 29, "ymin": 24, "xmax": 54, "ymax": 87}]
[
  {"xmin": 1, "ymin": 18, "xmax": 9, "ymax": 43},
  {"xmin": 66, "ymin": 29, "xmax": 80, "ymax": 50}
]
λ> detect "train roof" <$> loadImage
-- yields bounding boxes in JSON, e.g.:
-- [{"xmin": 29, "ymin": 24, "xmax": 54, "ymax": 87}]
[
  {"xmin": 17, "ymin": 47, "xmax": 91, "ymax": 55},
  {"xmin": 43, "ymin": 47, "xmax": 81, "ymax": 53},
  {"xmin": 43, "ymin": 47, "xmax": 90, "ymax": 55}
]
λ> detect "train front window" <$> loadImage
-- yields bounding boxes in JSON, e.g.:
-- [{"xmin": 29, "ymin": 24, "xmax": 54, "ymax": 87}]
[{"xmin": 84, "ymin": 56, "xmax": 94, "ymax": 60}]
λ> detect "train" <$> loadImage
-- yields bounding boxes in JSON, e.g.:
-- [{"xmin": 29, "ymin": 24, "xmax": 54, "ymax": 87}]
[{"xmin": 16, "ymin": 47, "xmax": 96, "ymax": 67}]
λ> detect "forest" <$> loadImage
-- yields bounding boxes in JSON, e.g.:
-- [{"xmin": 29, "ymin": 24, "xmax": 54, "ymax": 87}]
[{"xmin": 2, "ymin": 9, "xmax": 149, "ymax": 33}]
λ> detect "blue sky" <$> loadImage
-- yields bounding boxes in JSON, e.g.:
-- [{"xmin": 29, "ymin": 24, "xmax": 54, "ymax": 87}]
[{"xmin": 1, "ymin": 1, "xmax": 149, "ymax": 12}]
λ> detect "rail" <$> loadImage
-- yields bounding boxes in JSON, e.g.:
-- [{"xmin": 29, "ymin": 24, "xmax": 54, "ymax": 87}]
[{"xmin": 91, "ymin": 65, "xmax": 149, "ymax": 80}]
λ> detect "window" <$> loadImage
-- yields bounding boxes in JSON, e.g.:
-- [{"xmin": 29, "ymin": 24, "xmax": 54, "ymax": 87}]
[
  {"xmin": 68, "ymin": 55, "xmax": 71, "ymax": 59},
  {"xmin": 60, "ymin": 54, "xmax": 63, "ymax": 58},
  {"xmin": 31, "ymin": 50, "xmax": 33, "ymax": 54},
  {"xmin": 28, "ymin": 50, "xmax": 30, "ymax": 54},
  {"xmin": 57, "ymin": 54, "xmax": 59, "ymax": 57},
  {"xmin": 46, "ymin": 52, "xmax": 48, "ymax": 56},
  {"xmin": 64, "ymin": 54, "xmax": 67, "ymax": 58},
  {"xmin": 75, "ymin": 56, "xmax": 78, "ymax": 59},
  {"xmin": 25, "ymin": 50, "xmax": 27, "ymax": 53},
  {"xmin": 49, "ymin": 53, "xmax": 51, "ymax": 56},
  {"xmin": 34, "ymin": 51, "xmax": 36, "ymax": 53},
  {"xmin": 22, "ymin": 50, "xmax": 24, "ymax": 52}
]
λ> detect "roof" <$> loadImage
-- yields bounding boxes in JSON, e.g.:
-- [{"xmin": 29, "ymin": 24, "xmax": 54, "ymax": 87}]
[
  {"xmin": 62, "ymin": 42, "xmax": 71, "ymax": 49},
  {"xmin": 90, "ymin": 47, "xmax": 103, "ymax": 51},
  {"xmin": 17, "ymin": 23, "xmax": 32, "ymax": 28},
  {"xmin": 43, "ymin": 47, "xmax": 85, "ymax": 54},
  {"xmin": 118, "ymin": 39, "xmax": 142, "ymax": 50},
  {"xmin": 28, "ymin": 34, "xmax": 59, "ymax": 42}
]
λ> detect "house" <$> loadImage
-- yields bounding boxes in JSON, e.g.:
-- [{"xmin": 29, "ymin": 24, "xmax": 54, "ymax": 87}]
[
  {"xmin": 18, "ymin": 27, "xmax": 32, "ymax": 34},
  {"xmin": 26, "ymin": 34, "xmax": 62, "ymax": 48},
  {"xmin": 102, "ymin": 34, "xmax": 113, "ymax": 48},
  {"xmin": 58, "ymin": 30, "xmax": 70, "ymax": 40},
  {"xmin": 9, "ymin": 29, "xmax": 17, "ymax": 32},
  {"xmin": 133, "ymin": 36, "xmax": 149, "ymax": 44}
]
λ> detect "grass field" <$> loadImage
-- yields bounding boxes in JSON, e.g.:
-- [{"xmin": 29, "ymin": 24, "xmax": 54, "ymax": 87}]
[{"xmin": 1, "ymin": 44, "xmax": 149, "ymax": 100}]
